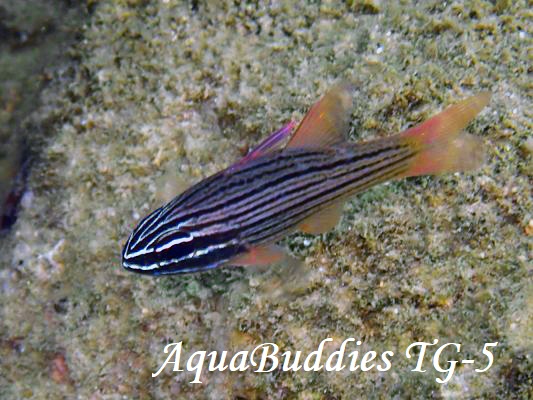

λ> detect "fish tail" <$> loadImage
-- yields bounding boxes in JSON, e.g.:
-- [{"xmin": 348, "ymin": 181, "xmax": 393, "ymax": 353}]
[{"xmin": 397, "ymin": 92, "xmax": 490, "ymax": 177}]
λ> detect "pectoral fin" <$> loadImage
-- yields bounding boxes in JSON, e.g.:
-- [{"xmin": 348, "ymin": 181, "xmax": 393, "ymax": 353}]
[
  {"xmin": 298, "ymin": 201, "xmax": 344, "ymax": 234},
  {"xmin": 286, "ymin": 83, "xmax": 353, "ymax": 149},
  {"xmin": 228, "ymin": 244, "xmax": 286, "ymax": 266}
]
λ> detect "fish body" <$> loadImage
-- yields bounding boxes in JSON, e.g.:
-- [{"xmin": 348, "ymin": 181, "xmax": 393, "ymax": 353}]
[{"xmin": 122, "ymin": 85, "xmax": 490, "ymax": 275}]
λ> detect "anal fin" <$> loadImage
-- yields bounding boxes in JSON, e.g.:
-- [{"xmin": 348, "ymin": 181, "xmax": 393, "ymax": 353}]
[{"xmin": 298, "ymin": 201, "xmax": 344, "ymax": 234}]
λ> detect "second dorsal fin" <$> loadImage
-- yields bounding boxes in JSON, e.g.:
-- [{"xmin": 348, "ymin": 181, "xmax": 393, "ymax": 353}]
[{"xmin": 286, "ymin": 83, "xmax": 354, "ymax": 149}]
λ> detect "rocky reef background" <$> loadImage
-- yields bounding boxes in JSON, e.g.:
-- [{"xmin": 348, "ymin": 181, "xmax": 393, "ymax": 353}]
[{"xmin": 0, "ymin": 0, "xmax": 531, "ymax": 398}]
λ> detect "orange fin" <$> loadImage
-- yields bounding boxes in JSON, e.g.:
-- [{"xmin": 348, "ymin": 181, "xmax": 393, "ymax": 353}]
[
  {"xmin": 298, "ymin": 201, "xmax": 344, "ymax": 234},
  {"xmin": 286, "ymin": 83, "xmax": 353, "ymax": 149},
  {"xmin": 228, "ymin": 244, "xmax": 286, "ymax": 266},
  {"xmin": 399, "ymin": 92, "xmax": 490, "ymax": 177}
]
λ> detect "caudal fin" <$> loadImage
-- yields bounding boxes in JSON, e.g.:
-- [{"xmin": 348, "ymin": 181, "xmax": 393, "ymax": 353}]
[{"xmin": 398, "ymin": 92, "xmax": 490, "ymax": 177}]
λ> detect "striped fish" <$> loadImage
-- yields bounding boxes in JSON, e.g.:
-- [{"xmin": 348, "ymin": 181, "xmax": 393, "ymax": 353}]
[{"xmin": 122, "ymin": 85, "xmax": 490, "ymax": 275}]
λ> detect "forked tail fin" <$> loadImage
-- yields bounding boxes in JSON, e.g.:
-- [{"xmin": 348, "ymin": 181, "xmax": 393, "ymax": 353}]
[{"xmin": 398, "ymin": 92, "xmax": 491, "ymax": 177}]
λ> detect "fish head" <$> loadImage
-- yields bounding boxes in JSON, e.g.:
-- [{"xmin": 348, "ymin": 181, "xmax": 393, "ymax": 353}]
[{"xmin": 122, "ymin": 206, "xmax": 239, "ymax": 275}]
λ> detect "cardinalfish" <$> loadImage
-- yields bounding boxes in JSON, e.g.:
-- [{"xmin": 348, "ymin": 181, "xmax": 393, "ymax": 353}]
[{"xmin": 122, "ymin": 85, "xmax": 490, "ymax": 275}]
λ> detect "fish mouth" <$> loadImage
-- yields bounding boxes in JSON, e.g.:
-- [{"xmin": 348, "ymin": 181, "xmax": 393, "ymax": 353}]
[
  {"xmin": 121, "ymin": 232, "xmax": 134, "ymax": 267},
  {"xmin": 121, "ymin": 232, "xmax": 158, "ymax": 272},
  {"xmin": 121, "ymin": 252, "xmax": 161, "ymax": 274}
]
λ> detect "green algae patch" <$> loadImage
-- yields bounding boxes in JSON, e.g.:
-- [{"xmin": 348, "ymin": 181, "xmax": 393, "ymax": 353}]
[{"xmin": 0, "ymin": 0, "xmax": 531, "ymax": 398}]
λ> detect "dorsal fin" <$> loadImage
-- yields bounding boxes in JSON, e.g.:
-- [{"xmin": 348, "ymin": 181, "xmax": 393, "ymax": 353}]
[
  {"xmin": 286, "ymin": 83, "xmax": 354, "ymax": 149},
  {"xmin": 228, "ymin": 121, "xmax": 296, "ymax": 172}
]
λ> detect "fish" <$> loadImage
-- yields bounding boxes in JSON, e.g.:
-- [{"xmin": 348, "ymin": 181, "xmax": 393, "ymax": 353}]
[{"xmin": 122, "ymin": 84, "xmax": 490, "ymax": 275}]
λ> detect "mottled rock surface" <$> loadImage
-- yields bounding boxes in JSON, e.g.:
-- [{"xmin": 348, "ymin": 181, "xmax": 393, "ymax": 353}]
[{"xmin": 0, "ymin": 1, "xmax": 530, "ymax": 398}]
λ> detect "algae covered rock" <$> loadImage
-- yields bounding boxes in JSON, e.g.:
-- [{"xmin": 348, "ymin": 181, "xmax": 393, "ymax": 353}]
[{"xmin": 0, "ymin": 1, "xmax": 530, "ymax": 398}]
